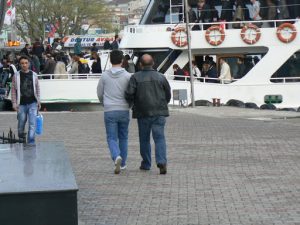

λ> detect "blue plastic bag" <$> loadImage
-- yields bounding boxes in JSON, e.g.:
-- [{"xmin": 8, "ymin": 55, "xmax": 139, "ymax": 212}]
[{"xmin": 36, "ymin": 113, "xmax": 43, "ymax": 135}]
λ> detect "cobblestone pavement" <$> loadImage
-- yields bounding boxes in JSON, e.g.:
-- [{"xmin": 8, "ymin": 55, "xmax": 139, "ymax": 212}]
[{"xmin": 1, "ymin": 108, "xmax": 300, "ymax": 225}]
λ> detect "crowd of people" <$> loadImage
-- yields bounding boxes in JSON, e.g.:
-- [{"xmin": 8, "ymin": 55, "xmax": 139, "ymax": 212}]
[
  {"xmin": 0, "ymin": 34, "xmax": 131, "ymax": 86},
  {"xmin": 153, "ymin": 0, "xmax": 300, "ymax": 27},
  {"xmin": 173, "ymin": 55, "xmax": 261, "ymax": 83},
  {"xmin": 192, "ymin": 0, "xmax": 300, "ymax": 27}
]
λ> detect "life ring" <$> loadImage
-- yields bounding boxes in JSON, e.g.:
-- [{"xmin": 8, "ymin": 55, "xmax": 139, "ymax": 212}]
[
  {"xmin": 171, "ymin": 27, "xmax": 188, "ymax": 47},
  {"xmin": 240, "ymin": 24, "xmax": 261, "ymax": 45},
  {"xmin": 205, "ymin": 26, "xmax": 225, "ymax": 46},
  {"xmin": 276, "ymin": 23, "xmax": 297, "ymax": 43}
]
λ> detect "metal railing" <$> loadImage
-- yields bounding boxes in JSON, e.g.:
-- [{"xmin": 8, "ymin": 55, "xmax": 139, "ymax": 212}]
[
  {"xmin": 270, "ymin": 77, "xmax": 300, "ymax": 83},
  {"xmin": 167, "ymin": 74, "xmax": 237, "ymax": 84},
  {"xmin": 125, "ymin": 19, "xmax": 300, "ymax": 33},
  {"xmin": 1, "ymin": 128, "xmax": 25, "ymax": 144},
  {"xmin": 169, "ymin": 74, "xmax": 300, "ymax": 84},
  {"xmin": 37, "ymin": 73, "xmax": 102, "ymax": 80}
]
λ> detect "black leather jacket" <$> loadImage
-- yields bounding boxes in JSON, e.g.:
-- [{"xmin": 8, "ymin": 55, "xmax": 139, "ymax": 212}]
[{"xmin": 125, "ymin": 67, "xmax": 171, "ymax": 119}]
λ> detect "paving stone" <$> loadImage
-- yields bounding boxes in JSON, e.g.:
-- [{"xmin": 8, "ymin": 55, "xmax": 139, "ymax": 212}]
[{"xmin": 0, "ymin": 109, "xmax": 300, "ymax": 225}]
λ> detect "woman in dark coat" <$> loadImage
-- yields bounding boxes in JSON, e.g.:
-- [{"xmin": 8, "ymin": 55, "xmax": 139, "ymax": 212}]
[{"xmin": 91, "ymin": 52, "xmax": 102, "ymax": 74}]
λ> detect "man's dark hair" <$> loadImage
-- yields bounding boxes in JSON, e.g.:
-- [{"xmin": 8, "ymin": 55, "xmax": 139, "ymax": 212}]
[
  {"xmin": 25, "ymin": 43, "xmax": 30, "ymax": 47},
  {"xmin": 110, "ymin": 50, "xmax": 124, "ymax": 65},
  {"xmin": 115, "ymin": 34, "xmax": 119, "ymax": 40},
  {"xmin": 92, "ymin": 42, "xmax": 96, "ymax": 46},
  {"xmin": 238, "ymin": 57, "xmax": 244, "ymax": 63},
  {"xmin": 19, "ymin": 55, "xmax": 30, "ymax": 63}
]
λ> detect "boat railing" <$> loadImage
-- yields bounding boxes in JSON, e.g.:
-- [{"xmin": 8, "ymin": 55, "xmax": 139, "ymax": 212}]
[
  {"xmin": 270, "ymin": 77, "xmax": 300, "ymax": 83},
  {"xmin": 125, "ymin": 19, "xmax": 299, "ymax": 32},
  {"xmin": 187, "ymin": 18, "xmax": 299, "ymax": 29},
  {"xmin": 167, "ymin": 74, "xmax": 237, "ymax": 84},
  {"xmin": 37, "ymin": 74, "xmax": 102, "ymax": 80}
]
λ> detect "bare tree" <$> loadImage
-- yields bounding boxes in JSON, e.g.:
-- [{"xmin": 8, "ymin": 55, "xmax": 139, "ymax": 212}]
[{"xmin": 16, "ymin": 0, "xmax": 111, "ymax": 42}]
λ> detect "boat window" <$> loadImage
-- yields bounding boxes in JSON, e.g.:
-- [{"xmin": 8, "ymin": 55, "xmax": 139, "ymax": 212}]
[
  {"xmin": 179, "ymin": 53, "xmax": 265, "ymax": 83},
  {"xmin": 141, "ymin": 0, "xmax": 187, "ymax": 24},
  {"xmin": 159, "ymin": 50, "xmax": 182, "ymax": 74},
  {"xmin": 270, "ymin": 52, "xmax": 300, "ymax": 83},
  {"xmin": 134, "ymin": 50, "xmax": 172, "ymax": 71}
]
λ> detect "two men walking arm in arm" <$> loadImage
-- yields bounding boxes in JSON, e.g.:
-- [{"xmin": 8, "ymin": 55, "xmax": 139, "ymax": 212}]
[{"xmin": 97, "ymin": 51, "xmax": 171, "ymax": 175}]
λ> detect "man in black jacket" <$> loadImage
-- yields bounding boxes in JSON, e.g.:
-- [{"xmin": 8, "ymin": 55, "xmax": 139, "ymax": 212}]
[{"xmin": 125, "ymin": 54, "xmax": 171, "ymax": 174}]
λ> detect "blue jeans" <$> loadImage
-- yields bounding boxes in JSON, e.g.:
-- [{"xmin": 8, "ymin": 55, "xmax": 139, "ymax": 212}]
[
  {"xmin": 137, "ymin": 116, "xmax": 167, "ymax": 169},
  {"xmin": 104, "ymin": 110, "xmax": 130, "ymax": 167},
  {"xmin": 17, "ymin": 102, "xmax": 38, "ymax": 144}
]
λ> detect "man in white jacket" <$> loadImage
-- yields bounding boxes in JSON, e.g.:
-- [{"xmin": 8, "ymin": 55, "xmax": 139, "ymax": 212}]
[{"xmin": 219, "ymin": 58, "xmax": 232, "ymax": 84}]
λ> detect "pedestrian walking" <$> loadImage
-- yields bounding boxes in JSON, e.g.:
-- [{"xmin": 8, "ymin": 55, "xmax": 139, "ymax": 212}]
[
  {"xmin": 125, "ymin": 54, "xmax": 171, "ymax": 174},
  {"xmin": 97, "ymin": 50, "xmax": 131, "ymax": 174},
  {"xmin": 11, "ymin": 56, "xmax": 41, "ymax": 144}
]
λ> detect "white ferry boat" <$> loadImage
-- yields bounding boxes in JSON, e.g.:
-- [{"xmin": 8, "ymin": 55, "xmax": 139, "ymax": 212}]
[{"xmin": 5, "ymin": 0, "xmax": 300, "ymax": 110}]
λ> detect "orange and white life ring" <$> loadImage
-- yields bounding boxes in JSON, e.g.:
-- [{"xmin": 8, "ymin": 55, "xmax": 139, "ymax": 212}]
[
  {"xmin": 205, "ymin": 26, "xmax": 225, "ymax": 46},
  {"xmin": 240, "ymin": 24, "xmax": 261, "ymax": 45},
  {"xmin": 171, "ymin": 27, "xmax": 188, "ymax": 47},
  {"xmin": 276, "ymin": 23, "xmax": 297, "ymax": 43}
]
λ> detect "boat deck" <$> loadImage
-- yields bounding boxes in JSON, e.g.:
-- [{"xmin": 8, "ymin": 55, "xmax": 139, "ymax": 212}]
[{"xmin": 1, "ymin": 107, "xmax": 300, "ymax": 224}]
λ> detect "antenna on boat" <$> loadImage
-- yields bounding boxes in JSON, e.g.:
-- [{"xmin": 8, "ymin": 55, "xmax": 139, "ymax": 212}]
[{"xmin": 184, "ymin": 0, "xmax": 195, "ymax": 108}]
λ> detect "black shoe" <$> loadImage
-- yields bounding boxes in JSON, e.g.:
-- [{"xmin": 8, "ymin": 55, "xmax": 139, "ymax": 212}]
[
  {"xmin": 157, "ymin": 164, "xmax": 167, "ymax": 175},
  {"xmin": 139, "ymin": 166, "xmax": 150, "ymax": 171}
]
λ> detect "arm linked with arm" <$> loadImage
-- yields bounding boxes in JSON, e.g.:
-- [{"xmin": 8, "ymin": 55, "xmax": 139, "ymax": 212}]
[
  {"xmin": 97, "ymin": 78, "xmax": 104, "ymax": 104},
  {"xmin": 125, "ymin": 76, "xmax": 137, "ymax": 107},
  {"xmin": 163, "ymin": 76, "xmax": 171, "ymax": 103}
]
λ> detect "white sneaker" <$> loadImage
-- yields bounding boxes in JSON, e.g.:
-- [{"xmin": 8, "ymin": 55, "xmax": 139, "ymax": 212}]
[
  {"xmin": 114, "ymin": 156, "xmax": 122, "ymax": 174},
  {"xmin": 120, "ymin": 165, "xmax": 127, "ymax": 170}
]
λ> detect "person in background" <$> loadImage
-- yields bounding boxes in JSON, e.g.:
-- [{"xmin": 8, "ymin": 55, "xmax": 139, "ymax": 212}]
[
  {"xmin": 235, "ymin": 57, "xmax": 246, "ymax": 79},
  {"xmin": 68, "ymin": 55, "xmax": 79, "ymax": 75},
  {"xmin": 111, "ymin": 35, "xmax": 120, "ymax": 50},
  {"xmin": 97, "ymin": 50, "xmax": 131, "ymax": 174},
  {"xmin": 122, "ymin": 55, "xmax": 135, "ymax": 73},
  {"xmin": 220, "ymin": 0, "xmax": 234, "ymax": 24},
  {"xmin": 173, "ymin": 64, "xmax": 185, "ymax": 81},
  {"xmin": 91, "ymin": 52, "xmax": 102, "ymax": 74},
  {"xmin": 276, "ymin": 0, "xmax": 290, "ymax": 21},
  {"xmin": 54, "ymin": 55, "xmax": 67, "ymax": 79},
  {"xmin": 44, "ymin": 41, "xmax": 52, "ymax": 54},
  {"xmin": 206, "ymin": 61, "xmax": 218, "ymax": 83},
  {"xmin": 74, "ymin": 38, "xmax": 82, "ymax": 55},
  {"xmin": 253, "ymin": 56, "xmax": 260, "ymax": 65},
  {"xmin": 20, "ymin": 44, "xmax": 30, "ymax": 57},
  {"xmin": 90, "ymin": 43, "xmax": 98, "ymax": 53},
  {"xmin": 29, "ymin": 52, "xmax": 40, "ymax": 74},
  {"xmin": 198, "ymin": 0, "xmax": 212, "ymax": 29},
  {"xmin": 32, "ymin": 39, "xmax": 45, "ymax": 67},
  {"xmin": 219, "ymin": 58, "xmax": 232, "ymax": 83},
  {"xmin": 7, "ymin": 60, "xmax": 17, "ymax": 78},
  {"xmin": 250, "ymin": 0, "xmax": 263, "ymax": 27},
  {"xmin": 42, "ymin": 54, "xmax": 57, "ymax": 78},
  {"xmin": 103, "ymin": 39, "xmax": 112, "ymax": 50},
  {"xmin": 188, "ymin": 4, "xmax": 197, "ymax": 23},
  {"xmin": 233, "ymin": 0, "xmax": 245, "ymax": 28},
  {"xmin": 266, "ymin": 0, "xmax": 277, "ymax": 27},
  {"xmin": 11, "ymin": 56, "xmax": 41, "ymax": 144},
  {"xmin": 125, "ymin": 54, "xmax": 171, "ymax": 175},
  {"xmin": 192, "ymin": 60, "xmax": 201, "ymax": 80}
]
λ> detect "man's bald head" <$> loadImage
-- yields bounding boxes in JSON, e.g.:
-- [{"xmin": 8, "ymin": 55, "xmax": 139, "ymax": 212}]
[{"xmin": 140, "ymin": 54, "xmax": 154, "ymax": 68}]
